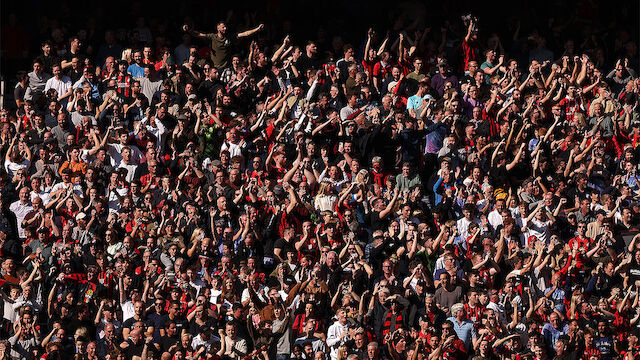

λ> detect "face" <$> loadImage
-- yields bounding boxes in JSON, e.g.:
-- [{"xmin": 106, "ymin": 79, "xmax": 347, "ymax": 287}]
[
  {"xmin": 217, "ymin": 22, "xmax": 227, "ymax": 35},
  {"xmin": 225, "ymin": 324, "xmax": 236, "ymax": 338}
]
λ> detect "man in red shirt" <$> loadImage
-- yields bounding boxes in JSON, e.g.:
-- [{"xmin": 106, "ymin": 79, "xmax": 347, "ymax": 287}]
[
  {"xmin": 372, "ymin": 52, "xmax": 391, "ymax": 94},
  {"xmin": 461, "ymin": 20, "xmax": 480, "ymax": 71},
  {"xmin": 436, "ymin": 320, "xmax": 467, "ymax": 360}
]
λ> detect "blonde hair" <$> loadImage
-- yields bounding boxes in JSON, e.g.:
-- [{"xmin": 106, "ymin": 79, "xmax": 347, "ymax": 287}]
[
  {"xmin": 317, "ymin": 181, "xmax": 334, "ymax": 196},
  {"xmin": 74, "ymin": 327, "xmax": 88, "ymax": 339},
  {"xmin": 121, "ymin": 48, "xmax": 132, "ymax": 63},
  {"xmin": 573, "ymin": 112, "xmax": 587, "ymax": 128}
]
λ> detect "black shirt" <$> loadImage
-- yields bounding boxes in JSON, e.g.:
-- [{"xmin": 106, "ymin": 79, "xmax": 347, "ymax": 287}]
[
  {"xmin": 159, "ymin": 335, "xmax": 179, "ymax": 353},
  {"xmin": 273, "ymin": 238, "xmax": 294, "ymax": 260},
  {"xmin": 122, "ymin": 339, "xmax": 145, "ymax": 358},
  {"xmin": 369, "ymin": 211, "xmax": 390, "ymax": 232}
]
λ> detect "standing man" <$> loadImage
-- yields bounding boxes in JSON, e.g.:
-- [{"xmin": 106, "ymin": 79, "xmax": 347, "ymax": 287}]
[
  {"xmin": 10, "ymin": 187, "xmax": 33, "ymax": 242},
  {"xmin": 182, "ymin": 22, "xmax": 264, "ymax": 70},
  {"xmin": 45, "ymin": 64, "xmax": 73, "ymax": 106},
  {"xmin": 25, "ymin": 59, "xmax": 51, "ymax": 107}
]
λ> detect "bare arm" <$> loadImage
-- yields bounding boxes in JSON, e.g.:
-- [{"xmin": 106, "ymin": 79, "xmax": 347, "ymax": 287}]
[
  {"xmin": 182, "ymin": 24, "xmax": 208, "ymax": 39},
  {"xmin": 237, "ymin": 24, "xmax": 264, "ymax": 38}
]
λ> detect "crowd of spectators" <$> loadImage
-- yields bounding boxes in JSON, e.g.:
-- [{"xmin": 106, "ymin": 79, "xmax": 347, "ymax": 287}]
[{"xmin": 1, "ymin": 5, "xmax": 640, "ymax": 360}]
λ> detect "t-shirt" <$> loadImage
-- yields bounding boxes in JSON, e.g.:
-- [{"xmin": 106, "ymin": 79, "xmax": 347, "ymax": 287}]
[
  {"xmin": 434, "ymin": 285, "xmax": 464, "ymax": 315},
  {"xmin": 127, "ymin": 64, "xmax": 145, "ymax": 80},
  {"xmin": 274, "ymin": 238, "xmax": 294, "ymax": 259},
  {"xmin": 163, "ymin": 316, "xmax": 188, "ymax": 334},
  {"xmin": 44, "ymin": 76, "xmax": 72, "ymax": 98},
  {"xmin": 9, "ymin": 200, "xmax": 33, "ymax": 239},
  {"xmin": 122, "ymin": 316, "xmax": 153, "ymax": 333},
  {"xmin": 14, "ymin": 83, "xmax": 26, "ymax": 104},
  {"xmin": 369, "ymin": 211, "xmax": 390, "ymax": 232},
  {"xmin": 4, "ymin": 159, "xmax": 30, "ymax": 178},
  {"xmin": 122, "ymin": 340, "xmax": 145, "ymax": 358},
  {"xmin": 407, "ymin": 95, "xmax": 423, "ymax": 112},
  {"xmin": 159, "ymin": 335, "xmax": 180, "ymax": 353},
  {"xmin": 207, "ymin": 33, "xmax": 234, "ymax": 70}
]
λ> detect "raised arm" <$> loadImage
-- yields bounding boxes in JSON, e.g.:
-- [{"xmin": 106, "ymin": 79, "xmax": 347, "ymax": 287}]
[
  {"xmin": 506, "ymin": 143, "xmax": 526, "ymax": 171},
  {"xmin": 237, "ymin": 24, "xmax": 264, "ymax": 39},
  {"xmin": 379, "ymin": 188, "xmax": 400, "ymax": 219},
  {"xmin": 181, "ymin": 24, "xmax": 208, "ymax": 39}
]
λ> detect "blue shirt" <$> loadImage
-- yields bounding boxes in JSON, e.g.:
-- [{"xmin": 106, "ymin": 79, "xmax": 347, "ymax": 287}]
[
  {"xmin": 541, "ymin": 322, "xmax": 569, "ymax": 355},
  {"xmin": 127, "ymin": 64, "xmax": 145, "ymax": 79},
  {"xmin": 407, "ymin": 95, "xmax": 423, "ymax": 111},
  {"xmin": 423, "ymin": 121, "xmax": 447, "ymax": 155},
  {"xmin": 447, "ymin": 317, "xmax": 476, "ymax": 351}
]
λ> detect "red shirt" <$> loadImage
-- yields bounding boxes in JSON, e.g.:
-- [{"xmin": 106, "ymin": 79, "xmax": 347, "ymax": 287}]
[
  {"xmin": 557, "ymin": 97, "xmax": 582, "ymax": 122},
  {"xmin": 464, "ymin": 303, "xmax": 485, "ymax": 324},
  {"xmin": 396, "ymin": 58, "xmax": 412, "ymax": 76},
  {"xmin": 373, "ymin": 61, "xmax": 391, "ymax": 80},
  {"xmin": 361, "ymin": 59, "xmax": 375, "ymax": 77},
  {"xmin": 442, "ymin": 338, "xmax": 467, "ymax": 360},
  {"xmin": 461, "ymin": 39, "xmax": 480, "ymax": 71}
]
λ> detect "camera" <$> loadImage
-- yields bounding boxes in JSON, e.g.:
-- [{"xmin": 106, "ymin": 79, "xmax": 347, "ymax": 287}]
[{"xmin": 461, "ymin": 14, "xmax": 479, "ymax": 32}]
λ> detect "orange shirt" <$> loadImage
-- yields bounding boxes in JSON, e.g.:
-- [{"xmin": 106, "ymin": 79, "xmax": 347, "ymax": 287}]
[{"xmin": 59, "ymin": 160, "xmax": 88, "ymax": 177}]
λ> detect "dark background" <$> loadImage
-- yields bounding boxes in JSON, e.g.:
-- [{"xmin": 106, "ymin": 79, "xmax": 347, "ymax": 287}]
[{"xmin": 1, "ymin": 0, "xmax": 639, "ymax": 93}]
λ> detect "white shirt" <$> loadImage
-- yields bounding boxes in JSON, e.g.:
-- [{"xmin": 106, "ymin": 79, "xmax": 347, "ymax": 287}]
[
  {"xmin": 528, "ymin": 218, "xmax": 551, "ymax": 244},
  {"xmin": 488, "ymin": 209, "xmax": 503, "ymax": 229},
  {"xmin": 30, "ymin": 191, "xmax": 50, "ymax": 206},
  {"xmin": 457, "ymin": 217, "xmax": 480, "ymax": 239},
  {"xmin": 486, "ymin": 301, "xmax": 507, "ymax": 325},
  {"xmin": 209, "ymin": 289, "xmax": 222, "ymax": 304},
  {"xmin": 121, "ymin": 301, "xmax": 135, "ymax": 323},
  {"xmin": 9, "ymin": 200, "xmax": 33, "ymax": 239},
  {"xmin": 220, "ymin": 141, "xmax": 242, "ymax": 158},
  {"xmin": 146, "ymin": 120, "xmax": 167, "ymax": 153},
  {"xmin": 4, "ymin": 159, "xmax": 30, "ymax": 178},
  {"xmin": 191, "ymin": 334, "xmax": 215, "ymax": 351},
  {"xmin": 3, "ymin": 298, "xmax": 18, "ymax": 322},
  {"xmin": 44, "ymin": 76, "xmax": 72, "ymax": 98},
  {"xmin": 240, "ymin": 285, "xmax": 269, "ymax": 304},
  {"xmin": 51, "ymin": 182, "xmax": 83, "ymax": 198},
  {"xmin": 326, "ymin": 320, "xmax": 349, "ymax": 360},
  {"xmin": 314, "ymin": 195, "xmax": 337, "ymax": 212},
  {"xmin": 118, "ymin": 162, "xmax": 139, "ymax": 182},
  {"xmin": 106, "ymin": 187, "xmax": 128, "ymax": 213},
  {"xmin": 107, "ymin": 143, "xmax": 143, "ymax": 166}
]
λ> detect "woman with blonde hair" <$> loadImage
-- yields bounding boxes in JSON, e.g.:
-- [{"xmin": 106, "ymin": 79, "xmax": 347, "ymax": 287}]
[
  {"xmin": 573, "ymin": 112, "xmax": 587, "ymax": 131},
  {"xmin": 314, "ymin": 181, "xmax": 337, "ymax": 212},
  {"xmin": 121, "ymin": 48, "xmax": 132, "ymax": 64}
]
